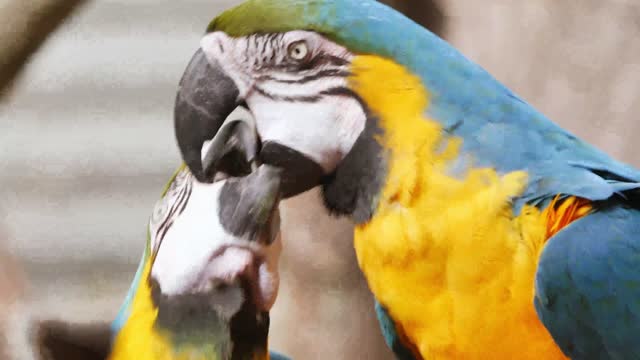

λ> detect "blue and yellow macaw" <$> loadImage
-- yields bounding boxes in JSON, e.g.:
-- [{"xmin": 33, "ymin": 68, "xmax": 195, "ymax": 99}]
[
  {"xmin": 35, "ymin": 163, "xmax": 291, "ymax": 360},
  {"xmin": 173, "ymin": 1, "xmax": 640, "ymax": 359},
  {"xmin": 107, "ymin": 107, "xmax": 291, "ymax": 360},
  {"xmin": 33, "ymin": 111, "xmax": 291, "ymax": 360}
]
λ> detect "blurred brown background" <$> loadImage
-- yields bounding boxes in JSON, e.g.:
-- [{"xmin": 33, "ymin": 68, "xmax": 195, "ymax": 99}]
[{"xmin": 0, "ymin": 1, "xmax": 638, "ymax": 359}]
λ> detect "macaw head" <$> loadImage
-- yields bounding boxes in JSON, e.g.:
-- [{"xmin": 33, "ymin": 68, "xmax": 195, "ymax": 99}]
[
  {"xmin": 174, "ymin": 0, "xmax": 449, "ymax": 222},
  {"xmin": 111, "ymin": 110, "xmax": 284, "ymax": 359}
]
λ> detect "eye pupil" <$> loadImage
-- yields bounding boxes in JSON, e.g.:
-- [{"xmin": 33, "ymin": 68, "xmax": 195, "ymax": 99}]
[{"xmin": 288, "ymin": 41, "xmax": 309, "ymax": 61}]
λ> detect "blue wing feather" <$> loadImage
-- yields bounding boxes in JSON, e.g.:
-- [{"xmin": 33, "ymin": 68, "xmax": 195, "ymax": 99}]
[
  {"xmin": 309, "ymin": 3, "xmax": 640, "ymax": 358},
  {"xmin": 315, "ymin": 0, "xmax": 640, "ymax": 208},
  {"xmin": 535, "ymin": 204, "xmax": 640, "ymax": 359},
  {"xmin": 111, "ymin": 246, "xmax": 148, "ymax": 335},
  {"xmin": 269, "ymin": 351, "xmax": 293, "ymax": 360},
  {"xmin": 375, "ymin": 301, "xmax": 418, "ymax": 360}
]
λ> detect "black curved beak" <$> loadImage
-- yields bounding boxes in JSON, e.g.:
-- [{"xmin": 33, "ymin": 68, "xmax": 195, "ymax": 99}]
[
  {"xmin": 174, "ymin": 48, "xmax": 241, "ymax": 182},
  {"xmin": 174, "ymin": 47, "xmax": 325, "ymax": 198}
]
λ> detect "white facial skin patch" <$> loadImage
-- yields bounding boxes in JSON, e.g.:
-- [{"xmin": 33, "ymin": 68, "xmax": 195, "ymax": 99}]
[
  {"xmin": 149, "ymin": 169, "xmax": 282, "ymax": 314},
  {"xmin": 200, "ymin": 30, "xmax": 367, "ymax": 175}
]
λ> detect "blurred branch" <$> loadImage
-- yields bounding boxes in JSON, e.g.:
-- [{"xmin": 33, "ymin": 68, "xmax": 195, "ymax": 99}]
[
  {"xmin": 0, "ymin": 0, "xmax": 88, "ymax": 98},
  {"xmin": 381, "ymin": 0, "xmax": 447, "ymax": 37}
]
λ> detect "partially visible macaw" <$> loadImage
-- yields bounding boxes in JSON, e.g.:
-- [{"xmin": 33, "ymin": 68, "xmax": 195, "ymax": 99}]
[
  {"xmin": 110, "ymin": 107, "xmax": 289, "ymax": 360},
  {"xmin": 172, "ymin": 1, "xmax": 640, "ymax": 359},
  {"xmin": 35, "ymin": 109, "xmax": 290, "ymax": 360}
]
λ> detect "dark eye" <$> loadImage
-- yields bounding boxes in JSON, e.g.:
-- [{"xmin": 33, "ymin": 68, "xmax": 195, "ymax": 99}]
[
  {"xmin": 151, "ymin": 198, "xmax": 169, "ymax": 225},
  {"xmin": 287, "ymin": 40, "xmax": 310, "ymax": 61}
]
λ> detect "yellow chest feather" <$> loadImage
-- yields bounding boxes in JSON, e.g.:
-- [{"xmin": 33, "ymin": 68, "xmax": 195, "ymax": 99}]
[{"xmin": 348, "ymin": 55, "xmax": 572, "ymax": 359}]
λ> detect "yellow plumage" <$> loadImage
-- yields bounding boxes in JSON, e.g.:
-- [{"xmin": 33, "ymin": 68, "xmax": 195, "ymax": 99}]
[
  {"xmin": 108, "ymin": 164, "xmax": 271, "ymax": 360},
  {"xmin": 349, "ymin": 55, "xmax": 570, "ymax": 359},
  {"xmin": 108, "ymin": 260, "xmax": 236, "ymax": 360},
  {"xmin": 108, "ymin": 260, "xmax": 189, "ymax": 360}
]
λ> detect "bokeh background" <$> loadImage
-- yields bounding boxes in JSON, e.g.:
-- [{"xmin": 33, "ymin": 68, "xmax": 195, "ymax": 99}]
[{"xmin": 1, "ymin": 1, "xmax": 639, "ymax": 359}]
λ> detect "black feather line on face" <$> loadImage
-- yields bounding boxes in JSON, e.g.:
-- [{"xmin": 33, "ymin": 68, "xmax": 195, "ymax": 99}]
[
  {"xmin": 252, "ymin": 84, "xmax": 358, "ymax": 103},
  {"xmin": 252, "ymin": 85, "xmax": 322, "ymax": 103},
  {"xmin": 302, "ymin": 53, "xmax": 350, "ymax": 69},
  {"xmin": 268, "ymin": 54, "xmax": 349, "ymax": 73},
  {"xmin": 319, "ymin": 86, "xmax": 360, "ymax": 98},
  {"xmin": 256, "ymin": 68, "xmax": 350, "ymax": 84},
  {"xmin": 151, "ymin": 173, "xmax": 193, "ymax": 266},
  {"xmin": 268, "ymin": 34, "xmax": 278, "ymax": 62}
]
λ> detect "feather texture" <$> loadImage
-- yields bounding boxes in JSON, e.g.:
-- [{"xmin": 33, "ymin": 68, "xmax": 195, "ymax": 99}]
[
  {"xmin": 211, "ymin": 2, "xmax": 640, "ymax": 358},
  {"xmin": 350, "ymin": 55, "xmax": 566, "ymax": 359},
  {"xmin": 211, "ymin": 0, "xmax": 640, "ymax": 205},
  {"xmin": 535, "ymin": 204, "xmax": 640, "ymax": 359}
]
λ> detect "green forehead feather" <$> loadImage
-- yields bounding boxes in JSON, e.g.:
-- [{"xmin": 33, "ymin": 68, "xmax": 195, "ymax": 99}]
[
  {"xmin": 208, "ymin": 0, "xmax": 328, "ymax": 36},
  {"xmin": 206, "ymin": 0, "xmax": 431, "ymax": 69},
  {"xmin": 207, "ymin": 0, "xmax": 391, "ymax": 56}
]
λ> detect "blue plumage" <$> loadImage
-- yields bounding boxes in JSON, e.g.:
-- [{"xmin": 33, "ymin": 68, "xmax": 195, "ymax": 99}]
[
  {"xmin": 302, "ymin": 2, "xmax": 640, "ymax": 358},
  {"xmin": 111, "ymin": 245, "xmax": 148, "ymax": 335},
  {"xmin": 375, "ymin": 302, "xmax": 416, "ymax": 360},
  {"xmin": 307, "ymin": 0, "xmax": 640, "ymax": 210},
  {"xmin": 269, "ymin": 351, "xmax": 293, "ymax": 360},
  {"xmin": 535, "ymin": 205, "xmax": 640, "ymax": 359},
  {"xmin": 209, "ymin": 1, "xmax": 640, "ymax": 357}
]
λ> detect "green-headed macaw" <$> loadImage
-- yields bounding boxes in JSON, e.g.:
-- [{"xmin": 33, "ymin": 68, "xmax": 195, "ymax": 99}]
[
  {"xmin": 109, "ymin": 107, "xmax": 291, "ymax": 360},
  {"xmin": 172, "ymin": 1, "xmax": 640, "ymax": 359}
]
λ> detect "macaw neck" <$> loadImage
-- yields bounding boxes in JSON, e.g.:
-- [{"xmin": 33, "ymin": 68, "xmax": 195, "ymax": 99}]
[{"xmin": 108, "ymin": 261, "xmax": 269, "ymax": 360}]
